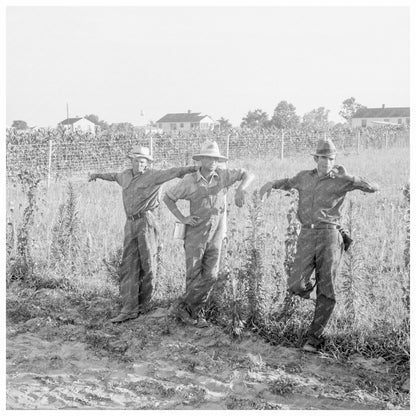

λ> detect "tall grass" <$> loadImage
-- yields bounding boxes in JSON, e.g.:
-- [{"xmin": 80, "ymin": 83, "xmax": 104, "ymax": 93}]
[{"xmin": 6, "ymin": 147, "xmax": 409, "ymax": 362}]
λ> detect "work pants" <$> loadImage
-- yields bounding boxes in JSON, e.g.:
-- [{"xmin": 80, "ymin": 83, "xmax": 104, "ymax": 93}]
[
  {"xmin": 180, "ymin": 217, "xmax": 224, "ymax": 318},
  {"xmin": 119, "ymin": 213, "xmax": 158, "ymax": 314},
  {"xmin": 288, "ymin": 228, "xmax": 344, "ymax": 346}
]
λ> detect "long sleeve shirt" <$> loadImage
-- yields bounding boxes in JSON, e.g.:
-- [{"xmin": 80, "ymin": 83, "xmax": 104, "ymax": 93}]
[
  {"xmin": 100, "ymin": 166, "xmax": 196, "ymax": 217},
  {"xmin": 272, "ymin": 169, "xmax": 379, "ymax": 226}
]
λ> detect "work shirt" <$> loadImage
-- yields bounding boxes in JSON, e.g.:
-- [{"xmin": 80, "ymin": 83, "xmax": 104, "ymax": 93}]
[
  {"xmin": 166, "ymin": 167, "xmax": 246, "ymax": 238},
  {"xmin": 273, "ymin": 169, "xmax": 379, "ymax": 226},
  {"xmin": 101, "ymin": 167, "xmax": 195, "ymax": 217}
]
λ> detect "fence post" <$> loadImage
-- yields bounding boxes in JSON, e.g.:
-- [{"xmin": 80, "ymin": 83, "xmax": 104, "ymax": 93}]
[
  {"xmin": 280, "ymin": 130, "xmax": 285, "ymax": 160},
  {"xmin": 357, "ymin": 129, "xmax": 360, "ymax": 154},
  {"xmin": 47, "ymin": 138, "xmax": 53, "ymax": 189},
  {"xmin": 149, "ymin": 136, "xmax": 153, "ymax": 159},
  {"xmin": 385, "ymin": 131, "xmax": 388, "ymax": 149}
]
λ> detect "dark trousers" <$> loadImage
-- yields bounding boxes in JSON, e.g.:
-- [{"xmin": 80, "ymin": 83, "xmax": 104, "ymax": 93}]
[
  {"xmin": 119, "ymin": 214, "xmax": 158, "ymax": 314},
  {"xmin": 288, "ymin": 228, "xmax": 343, "ymax": 345}
]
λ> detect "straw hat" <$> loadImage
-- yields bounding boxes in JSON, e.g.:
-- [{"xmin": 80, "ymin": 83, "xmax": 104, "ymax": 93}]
[
  {"xmin": 127, "ymin": 145, "xmax": 153, "ymax": 161},
  {"xmin": 192, "ymin": 141, "xmax": 228, "ymax": 162},
  {"xmin": 311, "ymin": 139, "xmax": 337, "ymax": 157}
]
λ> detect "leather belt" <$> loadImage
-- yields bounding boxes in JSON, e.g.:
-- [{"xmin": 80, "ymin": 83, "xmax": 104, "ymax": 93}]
[
  {"xmin": 127, "ymin": 212, "xmax": 145, "ymax": 221},
  {"xmin": 302, "ymin": 223, "xmax": 340, "ymax": 230}
]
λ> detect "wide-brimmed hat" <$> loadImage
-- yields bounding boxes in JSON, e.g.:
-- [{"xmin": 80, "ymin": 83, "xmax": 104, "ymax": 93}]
[
  {"xmin": 127, "ymin": 145, "xmax": 153, "ymax": 161},
  {"xmin": 192, "ymin": 141, "xmax": 228, "ymax": 162},
  {"xmin": 311, "ymin": 139, "xmax": 337, "ymax": 157}
]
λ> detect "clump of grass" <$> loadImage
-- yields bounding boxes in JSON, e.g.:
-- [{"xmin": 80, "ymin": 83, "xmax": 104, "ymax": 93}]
[
  {"xmin": 339, "ymin": 199, "xmax": 368, "ymax": 330},
  {"xmin": 7, "ymin": 170, "xmax": 41, "ymax": 284},
  {"xmin": 50, "ymin": 182, "xmax": 81, "ymax": 269},
  {"xmin": 401, "ymin": 182, "xmax": 410, "ymax": 311},
  {"xmin": 269, "ymin": 374, "xmax": 298, "ymax": 395},
  {"xmin": 103, "ymin": 246, "xmax": 123, "ymax": 285},
  {"xmin": 245, "ymin": 190, "xmax": 268, "ymax": 325}
]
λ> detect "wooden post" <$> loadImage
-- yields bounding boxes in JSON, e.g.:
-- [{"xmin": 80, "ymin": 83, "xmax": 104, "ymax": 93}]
[
  {"xmin": 149, "ymin": 136, "xmax": 153, "ymax": 160},
  {"xmin": 226, "ymin": 133, "xmax": 230, "ymax": 161},
  {"xmin": 385, "ymin": 131, "xmax": 388, "ymax": 149},
  {"xmin": 47, "ymin": 138, "xmax": 53, "ymax": 189},
  {"xmin": 280, "ymin": 130, "xmax": 285, "ymax": 160},
  {"xmin": 223, "ymin": 134, "xmax": 230, "ymax": 240},
  {"xmin": 357, "ymin": 129, "xmax": 360, "ymax": 154}
]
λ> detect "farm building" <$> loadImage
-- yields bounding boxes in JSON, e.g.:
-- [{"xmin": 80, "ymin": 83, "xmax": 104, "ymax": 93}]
[
  {"xmin": 58, "ymin": 117, "xmax": 97, "ymax": 134},
  {"xmin": 156, "ymin": 111, "xmax": 219, "ymax": 133},
  {"xmin": 351, "ymin": 105, "xmax": 410, "ymax": 128}
]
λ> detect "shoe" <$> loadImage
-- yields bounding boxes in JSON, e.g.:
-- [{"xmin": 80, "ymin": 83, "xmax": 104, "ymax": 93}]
[
  {"xmin": 110, "ymin": 312, "xmax": 139, "ymax": 323},
  {"xmin": 196, "ymin": 316, "xmax": 209, "ymax": 328},
  {"xmin": 174, "ymin": 307, "xmax": 197, "ymax": 326},
  {"xmin": 302, "ymin": 341, "xmax": 318, "ymax": 353}
]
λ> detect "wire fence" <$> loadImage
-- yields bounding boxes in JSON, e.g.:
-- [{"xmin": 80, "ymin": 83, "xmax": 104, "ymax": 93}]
[{"xmin": 6, "ymin": 125, "xmax": 410, "ymax": 183}]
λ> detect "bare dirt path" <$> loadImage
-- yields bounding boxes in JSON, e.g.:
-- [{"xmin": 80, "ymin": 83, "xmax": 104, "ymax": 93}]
[{"xmin": 6, "ymin": 300, "xmax": 407, "ymax": 410}]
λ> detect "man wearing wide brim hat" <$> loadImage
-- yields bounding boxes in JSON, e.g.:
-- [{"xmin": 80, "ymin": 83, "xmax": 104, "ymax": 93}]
[
  {"xmin": 164, "ymin": 140, "xmax": 255, "ymax": 327},
  {"xmin": 89, "ymin": 145, "xmax": 197, "ymax": 323},
  {"xmin": 127, "ymin": 145, "xmax": 154, "ymax": 161},
  {"xmin": 259, "ymin": 138, "xmax": 380, "ymax": 353},
  {"xmin": 192, "ymin": 141, "xmax": 228, "ymax": 162}
]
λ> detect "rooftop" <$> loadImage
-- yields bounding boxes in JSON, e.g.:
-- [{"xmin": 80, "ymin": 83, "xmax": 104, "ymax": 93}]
[{"xmin": 352, "ymin": 107, "xmax": 410, "ymax": 118}]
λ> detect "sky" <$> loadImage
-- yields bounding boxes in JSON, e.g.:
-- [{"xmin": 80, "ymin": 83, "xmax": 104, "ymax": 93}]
[{"xmin": 6, "ymin": 5, "xmax": 410, "ymax": 127}]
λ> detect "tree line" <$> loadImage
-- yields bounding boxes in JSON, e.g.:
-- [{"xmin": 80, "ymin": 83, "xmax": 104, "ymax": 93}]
[
  {"xmin": 233, "ymin": 97, "xmax": 365, "ymax": 130},
  {"xmin": 11, "ymin": 97, "xmax": 365, "ymax": 132}
]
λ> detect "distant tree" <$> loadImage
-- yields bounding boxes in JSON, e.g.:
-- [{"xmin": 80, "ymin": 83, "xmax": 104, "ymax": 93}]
[
  {"xmin": 339, "ymin": 97, "xmax": 366, "ymax": 122},
  {"xmin": 84, "ymin": 114, "xmax": 109, "ymax": 130},
  {"xmin": 270, "ymin": 101, "xmax": 300, "ymax": 129},
  {"xmin": 302, "ymin": 107, "xmax": 330, "ymax": 130},
  {"xmin": 240, "ymin": 109, "xmax": 269, "ymax": 129},
  {"xmin": 218, "ymin": 117, "xmax": 232, "ymax": 130},
  {"xmin": 11, "ymin": 120, "xmax": 28, "ymax": 130}
]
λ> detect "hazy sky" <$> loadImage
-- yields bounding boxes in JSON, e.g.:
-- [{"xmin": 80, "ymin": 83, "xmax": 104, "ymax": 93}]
[{"xmin": 6, "ymin": 6, "xmax": 410, "ymax": 127}]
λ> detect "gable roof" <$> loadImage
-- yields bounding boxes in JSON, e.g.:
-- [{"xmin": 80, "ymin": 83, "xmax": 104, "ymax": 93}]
[
  {"xmin": 352, "ymin": 107, "xmax": 410, "ymax": 119},
  {"xmin": 156, "ymin": 113, "xmax": 207, "ymax": 123},
  {"xmin": 60, "ymin": 117, "xmax": 84, "ymax": 125}
]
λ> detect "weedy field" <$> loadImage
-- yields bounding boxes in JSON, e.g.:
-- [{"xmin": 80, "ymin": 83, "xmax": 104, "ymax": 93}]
[{"xmin": 6, "ymin": 146, "xmax": 410, "ymax": 410}]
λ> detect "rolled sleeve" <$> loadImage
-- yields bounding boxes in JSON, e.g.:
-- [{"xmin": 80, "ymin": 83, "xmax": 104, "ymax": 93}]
[
  {"xmin": 165, "ymin": 177, "xmax": 191, "ymax": 202},
  {"xmin": 273, "ymin": 173, "xmax": 301, "ymax": 191},
  {"xmin": 345, "ymin": 176, "xmax": 380, "ymax": 193},
  {"xmin": 99, "ymin": 172, "xmax": 121, "ymax": 183},
  {"xmin": 222, "ymin": 168, "xmax": 246, "ymax": 188},
  {"xmin": 151, "ymin": 166, "xmax": 195, "ymax": 185}
]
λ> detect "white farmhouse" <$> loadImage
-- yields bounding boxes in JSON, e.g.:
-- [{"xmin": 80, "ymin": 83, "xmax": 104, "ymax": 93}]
[
  {"xmin": 58, "ymin": 117, "xmax": 97, "ymax": 134},
  {"xmin": 156, "ymin": 111, "xmax": 219, "ymax": 133},
  {"xmin": 351, "ymin": 105, "xmax": 410, "ymax": 128}
]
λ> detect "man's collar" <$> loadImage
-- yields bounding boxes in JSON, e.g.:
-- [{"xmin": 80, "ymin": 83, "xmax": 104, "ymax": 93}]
[
  {"xmin": 311, "ymin": 168, "xmax": 334, "ymax": 180},
  {"xmin": 196, "ymin": 168, "xmax": 218, "ymax": 183}
]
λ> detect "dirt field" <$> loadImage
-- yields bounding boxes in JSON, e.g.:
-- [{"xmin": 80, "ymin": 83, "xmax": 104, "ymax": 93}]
[{"xmin": 6, "ymin": 290, "xmax": 409, "ymax": 410}]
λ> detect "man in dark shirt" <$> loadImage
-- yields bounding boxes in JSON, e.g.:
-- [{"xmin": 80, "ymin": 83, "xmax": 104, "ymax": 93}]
[
  {"xmin": 259, "ymin": 139, "xmax": 379, "ymax": 352},
  {"xmin": 89, "ymin": 145, "xmax": 197, "ymax": 323}
]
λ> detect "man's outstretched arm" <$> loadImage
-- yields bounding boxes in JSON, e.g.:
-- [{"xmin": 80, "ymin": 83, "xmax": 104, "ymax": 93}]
[
  {"xmin": 152, "ymin": 166, "xmax": 198, "ymax": 185},
  {"xmin": 88, "ymin": 172, "xmax": 118, "ymax": 182},
  {"xmin": 259, "ymin": 177, "xmax": 296, "ymax": 200}
]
